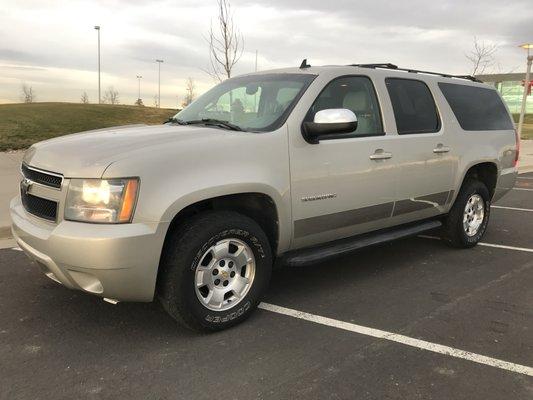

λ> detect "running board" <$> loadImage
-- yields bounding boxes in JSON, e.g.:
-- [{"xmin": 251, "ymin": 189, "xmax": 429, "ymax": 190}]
[{"xmin": 283, "ymin": 220, "xmax": 442, "ymax": 267}]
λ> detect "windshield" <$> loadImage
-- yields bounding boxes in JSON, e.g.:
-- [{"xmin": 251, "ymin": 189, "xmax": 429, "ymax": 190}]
[{"xmin": 173, "ymin": 73, "xmax": 316, "ymax": 132}]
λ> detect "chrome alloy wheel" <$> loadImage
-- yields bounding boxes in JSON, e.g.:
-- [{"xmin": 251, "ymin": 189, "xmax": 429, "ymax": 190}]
[
  {"xmin": 194, "ymin": 238, "xmax": 256, "ymax": 311},
  {"xmin": 463, "ymin": 194, "xmax": 485, "ymax": 237}
]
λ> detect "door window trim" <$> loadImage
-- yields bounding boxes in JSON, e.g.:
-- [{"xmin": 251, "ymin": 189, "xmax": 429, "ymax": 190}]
[
  {"xmin": 385, "ymin": 77, "xmax": 442, "ymax": 135},
  {"xmin": 301, "ymin": 74, "xmax": 386, "ymax": 141}
]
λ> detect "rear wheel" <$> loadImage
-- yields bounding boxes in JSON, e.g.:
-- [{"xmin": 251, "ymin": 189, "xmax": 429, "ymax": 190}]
[
  {"xmin": 443, "ymin": 179, "xmax": 490, "ymax": 248},
  {"xmin": 158, "ymin": 211, "xmax": 272, "ymax": 331}
]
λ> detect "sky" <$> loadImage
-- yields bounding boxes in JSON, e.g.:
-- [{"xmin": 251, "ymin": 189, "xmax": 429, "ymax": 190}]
[{"xmin": 0, "ymin": 0, "xmax": 531, "ymax": 108}]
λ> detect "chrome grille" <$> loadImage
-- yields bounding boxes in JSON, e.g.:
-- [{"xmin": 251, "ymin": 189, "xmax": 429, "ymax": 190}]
[{"xmin": 21, "ymin": 163, "xmax": 63, "ymax": 189}]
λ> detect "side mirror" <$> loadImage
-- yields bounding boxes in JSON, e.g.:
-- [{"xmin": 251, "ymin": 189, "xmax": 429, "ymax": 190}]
[{"xmin": 302, "ymin": 109, "xmax": 358, "ymax": 144}]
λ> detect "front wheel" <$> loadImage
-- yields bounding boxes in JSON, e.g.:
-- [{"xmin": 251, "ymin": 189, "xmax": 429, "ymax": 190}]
[
  {"xmin": 443, "ymin": 179, "xmax": 491, "ymax": 248},
  {"xmin": 158, "ymin": 211, "xmax": 272, "ymax": 331}
]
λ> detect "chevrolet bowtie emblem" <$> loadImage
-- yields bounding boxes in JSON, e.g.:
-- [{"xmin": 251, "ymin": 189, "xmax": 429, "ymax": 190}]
[{"xmin": 21, "ymin": 178, "xmax": 33, "ymax": 195}]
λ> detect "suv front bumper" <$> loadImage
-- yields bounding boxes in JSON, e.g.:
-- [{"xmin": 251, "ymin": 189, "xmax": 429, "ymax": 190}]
[{"xmin": 10, "ymin": 196, "xmax": 168, "ymax": 302}]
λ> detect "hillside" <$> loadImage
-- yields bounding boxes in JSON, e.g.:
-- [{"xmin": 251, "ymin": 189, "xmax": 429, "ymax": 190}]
[
  {"xmin": 0, "ymin": 102, "xmax": 177, "ymax": 151},
  {"xmin": 0, "ymin": 103, "xmax": 530, "ymax": 152}
]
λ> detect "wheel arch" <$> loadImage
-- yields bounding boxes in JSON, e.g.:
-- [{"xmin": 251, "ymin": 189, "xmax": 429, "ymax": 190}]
[
  {"xmin": 161, "ymin": 191, "xmax": 281, "ymax": 256},
  {"xmin": 458, "ymin": 161, "xmax": 499, "ymax": 200}
]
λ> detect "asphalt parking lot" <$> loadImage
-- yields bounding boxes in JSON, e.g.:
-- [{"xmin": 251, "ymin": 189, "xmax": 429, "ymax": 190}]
[{"xmin": 1, "ymin": 174, "xmax": 532, "ymax": 400}]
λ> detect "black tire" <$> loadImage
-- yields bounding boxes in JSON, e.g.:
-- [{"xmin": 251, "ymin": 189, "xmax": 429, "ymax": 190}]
[
  {"xmin": 443, "ymin": 179, "xmax": 491, "ymax": 248},
  {"xmin": 158, "ymin": 211, "xmax": 272, "ymax": 332}
]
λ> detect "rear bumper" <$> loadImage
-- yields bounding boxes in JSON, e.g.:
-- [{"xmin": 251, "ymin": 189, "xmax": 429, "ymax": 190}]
[
  {"xmin": 493, "ymin": 167, "xmax": 518, "ymax": 202},
  {"xmin": 10, "ymin": 196, "xmax": 168, "ymax": 302}
]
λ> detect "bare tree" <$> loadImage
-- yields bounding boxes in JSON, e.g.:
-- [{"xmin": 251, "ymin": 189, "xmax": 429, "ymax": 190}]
[
  {"xmin": 182, "ymin": 77, "xmax": 196, "ymax": 107},
  {"xmin": 465, "ymin": 36, "xmax": 498, "ymax": 76},
  {"xmin": 103, "ymin": 86, "xmax": 119, "ymax": 104},
  {"xmin": 204, "ymin": 0, "xmax": 244, "ymax": 81},
  {"xmin": 81, "ymin": 92, "xmax": 89, "ymax": 104},
  {"xmin": 21, "ymin": 83, "xmax": 36, "ymax": 103},
  {"xmin": 153, "ymin": 94, "xmax": 159, "ymax": 108}
]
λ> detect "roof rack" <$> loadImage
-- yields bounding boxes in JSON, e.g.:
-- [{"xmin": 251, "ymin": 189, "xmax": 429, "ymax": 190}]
[{"xmin": 349, "ymin": 63, "xmax": 482, "ymax": 83}]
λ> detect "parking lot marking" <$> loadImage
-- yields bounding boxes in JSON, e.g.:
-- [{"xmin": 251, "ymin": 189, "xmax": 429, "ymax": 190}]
[
  {"xmin": 259, "ymin": 302, "xmax": 533, "ymax": 377},
  {"xmin": 477, "ymin": 242, "xmax": 533, "ymax": 253},
  {"xmin": 512, "ymin": 188, "xmax": 533, "ymax": 192},
  {"xmin": 491, "ymin": 205, "xmax": 533, "ymax": 212},
  {"xmin": 418, "ymin": 235, "xmax": 533, "ymax": 254}
]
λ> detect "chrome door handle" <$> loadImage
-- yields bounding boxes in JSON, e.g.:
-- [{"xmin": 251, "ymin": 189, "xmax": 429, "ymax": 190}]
[
  {"xmin": 433, "ymin": 145, "xmax": 450, "ymax": 154},
  {"xmin": 370, "ymin": 151, "xmax": 393, "ymax": 160}
]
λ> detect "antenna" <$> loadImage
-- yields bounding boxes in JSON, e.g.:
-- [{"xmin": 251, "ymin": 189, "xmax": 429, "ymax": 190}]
[{"xmin": 300, "ymin": 59, "xmax": 311, "ymax": 69}]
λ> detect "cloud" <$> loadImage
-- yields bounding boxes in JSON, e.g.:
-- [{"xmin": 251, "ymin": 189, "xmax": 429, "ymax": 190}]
[{"xmin": 0, "ymin": 0, "xmax": 530, "ymax": 106}]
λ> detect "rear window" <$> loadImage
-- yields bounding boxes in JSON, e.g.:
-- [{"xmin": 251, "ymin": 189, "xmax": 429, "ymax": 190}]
[
  {"xmin": 385, "ymin": 78, "xmax": 440, "ymax": 134},
  {"xmin": 438, "ymin": 83, "xmax": 514, "ymax": 131}
]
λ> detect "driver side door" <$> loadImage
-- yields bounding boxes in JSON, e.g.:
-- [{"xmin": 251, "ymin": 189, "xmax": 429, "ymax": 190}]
[{"xmin": 289, "ymin": 75, "xmax": 398, "ymax": 249}]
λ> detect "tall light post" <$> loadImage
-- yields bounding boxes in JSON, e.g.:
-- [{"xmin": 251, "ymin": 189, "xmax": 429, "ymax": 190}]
[
  {"xmin": 94, "ymin": 26, "xmax": 101, "ymax": 104},
  {"xmin": 517, "ymin": 43, "xmax": 533, "ymax": 137},
  {"xmin": 156, "ymin": 59, "xmax": 164, "ymax": 108},
  {"xmin": 136, "ymin": 75, "xmax": 143, "ymax": 101}
]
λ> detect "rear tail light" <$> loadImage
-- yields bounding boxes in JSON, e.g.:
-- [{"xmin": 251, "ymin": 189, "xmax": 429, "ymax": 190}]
[{"xmin": 514, "ymin": 129, "xmax": 520, "ymax": 167}]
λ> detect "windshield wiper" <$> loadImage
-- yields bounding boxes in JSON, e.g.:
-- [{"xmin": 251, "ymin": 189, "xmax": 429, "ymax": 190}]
[
  {"xmin": 185, "ymin": 118, "xmax": 243, "ymax": 131},
  {"xmin": 165, "ymin": 117, "xmax": 188, "ymax": 125}
]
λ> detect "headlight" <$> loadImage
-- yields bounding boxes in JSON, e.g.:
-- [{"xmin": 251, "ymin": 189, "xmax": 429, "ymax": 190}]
[{"xmin": 65, "ymin": 178, "xmax": 139, "ymax": 223}]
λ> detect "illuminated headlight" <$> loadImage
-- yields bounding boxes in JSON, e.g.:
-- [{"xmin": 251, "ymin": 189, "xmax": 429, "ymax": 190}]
[{"xmin": 65, "ymin": 178, "xmax": 139, "ymax": 223}]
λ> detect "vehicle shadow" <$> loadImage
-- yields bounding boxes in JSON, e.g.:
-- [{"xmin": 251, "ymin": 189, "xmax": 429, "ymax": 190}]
[{"xmin": 4, "ymin": 235, "xmax": 452, "ymax": 342}]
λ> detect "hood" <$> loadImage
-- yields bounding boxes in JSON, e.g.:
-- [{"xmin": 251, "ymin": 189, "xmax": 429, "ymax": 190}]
[{"xmin": 23, "ymin": 124, "xmax": 236, "ymax": 178}]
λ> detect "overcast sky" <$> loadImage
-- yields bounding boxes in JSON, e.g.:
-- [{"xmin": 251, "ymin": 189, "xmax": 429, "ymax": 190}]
[{"xmin": 0, "ymin": 0, "xmax": 531, "ymax": 107}]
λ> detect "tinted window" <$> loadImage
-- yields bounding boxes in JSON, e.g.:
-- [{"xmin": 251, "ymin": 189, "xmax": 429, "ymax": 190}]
[
  {"xmin": 386, "ymin": 78, "xmax": 440, "ymax": 134},
  {"xmin": 438, "ymin": 83, "xmax": 514, "ymax": 131},
  {"xmin": 307, "ymin": 76, "xmax": 383, "ymax": 137}
]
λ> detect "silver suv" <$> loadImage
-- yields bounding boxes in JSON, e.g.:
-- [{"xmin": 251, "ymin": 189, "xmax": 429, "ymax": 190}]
[{"xmin": 11, "ymin": 63, "xmax": 519, "ymax": 331}]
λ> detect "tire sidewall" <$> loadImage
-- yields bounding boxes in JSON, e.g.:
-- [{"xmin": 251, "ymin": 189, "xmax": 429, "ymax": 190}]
[
  {"xmin": 456, "ymin": 181, "xmax": 491, "ymax": 246},
  {"xmin": 175, "ymin": 216, "xmax": 272, "ymax": 331}
]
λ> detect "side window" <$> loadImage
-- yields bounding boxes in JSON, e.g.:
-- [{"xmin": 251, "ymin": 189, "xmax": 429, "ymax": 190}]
[
  {"xmin": 307, "ymin": 76, "xmax": 383, "ymax": 137},
  {"xmin": 438, "ymin": 82, "xmax": 514, "ymax": 131},
  {"xmin": 385, "ymin": 78, "xmax": 440, "ymax": 134}
]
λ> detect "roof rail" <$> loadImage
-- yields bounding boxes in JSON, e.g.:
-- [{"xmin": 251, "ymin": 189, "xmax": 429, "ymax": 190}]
[
  {"xmin": 353, "ymin": 63, "xmax": 399, "ymax": 69},
  {"xmin": 349, "ymin": 63, "xmax": 482, "ymax": 83}
]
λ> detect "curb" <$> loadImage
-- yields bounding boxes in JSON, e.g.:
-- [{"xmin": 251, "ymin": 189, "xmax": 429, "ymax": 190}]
[
  {"xmin": 0, "ymin": 226, "xmax": 12, "ymax": 240},
  {"xmin": 519, "ymin": 165, "xmax": 533, "ymax": 174}
]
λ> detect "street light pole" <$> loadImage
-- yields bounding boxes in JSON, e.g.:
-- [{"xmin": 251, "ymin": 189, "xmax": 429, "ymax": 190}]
[
  {"xmin": 136, "ymin": 75, "xmax": 143, "ymax": 101},
  {"xmin": 517, "ymin": 43, "xmax": 533, "ymax": 137},
  {"xmin": 94, "ymin": 26, "xmax": 101, "ymax": 104},
  {"xmin": 156, "ymin": 59, "xmax": 164, "ymax": 108}
]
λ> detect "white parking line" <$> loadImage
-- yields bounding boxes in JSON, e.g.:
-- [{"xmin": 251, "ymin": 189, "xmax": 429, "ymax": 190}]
[
  {"xmin": 512, "ymin": 188, "xmax": 533, "ymax": 192},
  {"xmin": 491, "ymin": 205, "xmax": 533, "ymax": 212},
  {"xmin": 259, "ymin": 303, "xmax": 533, "ymax": 377},
  {"xmin": 418, "ymin": 235, "xmax": 533, "ymax": 253},
  {"xmin": 517, "ymin": 177, "xmax": 533, "ymax": 180},
  {"xmin": 477, "ymin": 242, "xmax": 533, "ymax": 253}
]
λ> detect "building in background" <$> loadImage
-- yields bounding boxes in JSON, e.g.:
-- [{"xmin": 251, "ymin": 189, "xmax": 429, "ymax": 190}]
[{"xmin": 476, "ymin": 73, "xmax": 533, "ymax": 114}]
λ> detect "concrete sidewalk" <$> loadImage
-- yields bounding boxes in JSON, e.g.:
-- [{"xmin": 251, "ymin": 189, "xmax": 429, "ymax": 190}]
[
  {"xmin": 520, "ymin": 139, "xmax": 533, "ymax": 173},
  {"xmin": 0, "ymin": 151, "xmax": 24, "ymax": 239},
  {"xmin": 0, "ymin": 141, "xmax": 533, "ymax": 239}
]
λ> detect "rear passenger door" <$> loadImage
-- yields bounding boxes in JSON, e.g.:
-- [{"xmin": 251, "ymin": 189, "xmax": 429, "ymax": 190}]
[{"xmin": 384, "ymin": 78, "xmax": 455, "ymax": 222}]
